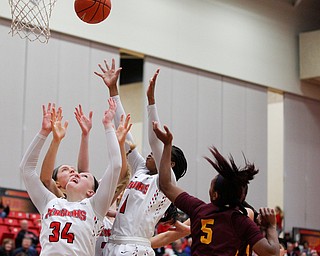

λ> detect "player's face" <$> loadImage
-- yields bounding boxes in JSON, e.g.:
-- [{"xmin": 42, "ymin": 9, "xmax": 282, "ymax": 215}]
[
  {"xmin": 146, "ymin": 152, "xmax": 157, "ymax": 175},
  {"xmin": 56, "ymin": 165, "xmax": 77, "ymax": 189},
  {"xmin": 66, "ymin": 172, "xmax": 95, "ymax": 197},
  {"xmin": 209, "ymin": 176, "xmax": 217, "ymax": 202}
]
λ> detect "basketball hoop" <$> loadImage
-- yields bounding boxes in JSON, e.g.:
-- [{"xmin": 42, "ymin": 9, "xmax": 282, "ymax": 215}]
[{"xmin": 8, "ymin": 0, "xmax": 57, "ymax": 43}]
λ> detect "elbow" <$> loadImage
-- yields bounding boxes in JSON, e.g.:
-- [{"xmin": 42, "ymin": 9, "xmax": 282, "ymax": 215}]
[{"xmin": 19, "ymin": 163, "xmax": 26, "ymax": 177}]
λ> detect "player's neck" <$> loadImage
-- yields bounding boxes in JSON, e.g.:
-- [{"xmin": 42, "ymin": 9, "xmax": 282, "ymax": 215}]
[{"xmin": 66, "ymin": 192, "xmax": 87, "ymax": 202}]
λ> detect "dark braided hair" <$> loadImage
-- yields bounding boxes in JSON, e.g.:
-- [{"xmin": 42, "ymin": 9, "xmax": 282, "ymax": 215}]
[
  {"xmin": 171, "ymin": 145, "xmax": 187, "ymax": 181},
  {"xmin": 204, "ymin": 146, "xmax": 259, "ymax": 214}
]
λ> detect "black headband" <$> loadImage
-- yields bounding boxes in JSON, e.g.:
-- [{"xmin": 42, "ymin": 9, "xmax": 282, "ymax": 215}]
[{"xmin": 52, "ymin": 165, "xmax": 62, "ymax": 181}]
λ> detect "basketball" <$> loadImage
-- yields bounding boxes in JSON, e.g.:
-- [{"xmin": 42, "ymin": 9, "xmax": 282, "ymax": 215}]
[{"xmin": 74, "ymin": 0, "xmax": 111, "ymax": 24}]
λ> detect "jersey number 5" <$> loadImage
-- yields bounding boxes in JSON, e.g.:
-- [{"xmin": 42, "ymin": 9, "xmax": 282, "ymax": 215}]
[
  {"xmin": 49, "ymin": 221, "xmax": 75, "ymax": 243},
  {"xmin": 200, "ymin": 219, "xmax": 214, "ymax": 244}
]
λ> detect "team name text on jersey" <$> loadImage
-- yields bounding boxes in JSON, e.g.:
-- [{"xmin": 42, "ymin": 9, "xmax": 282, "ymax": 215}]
[{"xmin": 45, "ymin": 208, "xmax": 87, "ymax": 221}]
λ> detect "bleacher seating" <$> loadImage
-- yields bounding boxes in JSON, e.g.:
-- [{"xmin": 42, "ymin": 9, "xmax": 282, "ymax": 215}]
[
  {"xmin": 0, "ymin": 224, "xmax": 9, "ymax": 234},
  {"xmin": 0, "ymin": 211, "xmax": 41, "ymax": 245},
  {"xmin": 3, "ymin": 218, "xmax": 19, "ymax": 227},
  {"xmin": 8, "ymin": 211, "xmax": 28, "ymax": 219},
  {"xmin": 29, "ymin": 213, "xmax": 41, "ymax": 221}
]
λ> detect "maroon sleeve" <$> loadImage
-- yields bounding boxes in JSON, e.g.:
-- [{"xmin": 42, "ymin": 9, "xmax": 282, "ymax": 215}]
[
  {"xmin": 174, "ymin": 192, "xmax": 204, "ymax": 218},
  {"xmin": 232, "ymin": 212, "xmax": 264, "ymax": 247}
]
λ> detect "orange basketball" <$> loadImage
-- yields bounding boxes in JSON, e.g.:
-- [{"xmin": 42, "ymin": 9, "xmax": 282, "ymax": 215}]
[{"xmin": 74, "ymin": 0, "xmax": 111, "ymax": 24}]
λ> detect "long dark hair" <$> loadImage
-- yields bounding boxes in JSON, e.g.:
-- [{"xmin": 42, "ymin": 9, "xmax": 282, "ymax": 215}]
[{"xmin": 204, "ymin": 146, "xmax": 259, "ymax": 214}]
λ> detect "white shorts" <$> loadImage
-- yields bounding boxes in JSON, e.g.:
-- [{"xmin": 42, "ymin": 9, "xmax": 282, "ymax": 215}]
[{"xmin": 106, "ymin": 236, "xmax": 155, "ymax": 256}]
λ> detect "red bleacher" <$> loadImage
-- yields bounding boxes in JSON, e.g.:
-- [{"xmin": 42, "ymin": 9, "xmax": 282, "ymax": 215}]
[{"xmin": 0, "ymin": 211, "xmax": 41, "ymax": 244}]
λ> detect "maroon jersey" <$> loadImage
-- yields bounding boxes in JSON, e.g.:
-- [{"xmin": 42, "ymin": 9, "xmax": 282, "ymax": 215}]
[{"xmin": 174, "ymin": 192, "xmax": 264, "ymax": 256}]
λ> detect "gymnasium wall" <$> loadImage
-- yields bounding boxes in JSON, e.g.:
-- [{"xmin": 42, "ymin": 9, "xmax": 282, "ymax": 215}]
[
  {"xmin": 284, "ymin": 94, "xmax": 320, "ymax": 231},
  {"xmin": 1, "ymin": 0, "xmax": 320, "ymax": 99}
]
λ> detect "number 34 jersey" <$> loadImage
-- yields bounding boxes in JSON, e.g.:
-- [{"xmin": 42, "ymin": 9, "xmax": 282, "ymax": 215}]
[{"xmin": 40, "ymin": 197, "xmax": 104, "ymax": 256}]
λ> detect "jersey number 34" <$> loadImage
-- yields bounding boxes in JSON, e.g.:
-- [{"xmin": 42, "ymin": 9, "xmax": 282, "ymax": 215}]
[{"xmin": 49, "ymin": 221, "xmax": 75, "ymax": 243}]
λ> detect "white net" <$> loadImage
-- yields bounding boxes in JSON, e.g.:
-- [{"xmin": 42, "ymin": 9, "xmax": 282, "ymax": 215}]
[{"xmin": 8, "ymin": 0, "xmax": 57, "ymax": 43}]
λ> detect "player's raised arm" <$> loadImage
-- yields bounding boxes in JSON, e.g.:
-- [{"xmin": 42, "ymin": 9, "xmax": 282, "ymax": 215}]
[
  {"xmin": 90, "ymin": 98, "xmax": 122, "ymax": 217},
  {"xmin": 39, "ymin": 103, "xmax": 54, "ymax": 187},
  {"xmin": 74, "ymin": 104, "xmax": 93, "ymax": 173},
  {"xmin": 153, "ymin": 122, "xmax": 185, "ymax": 202},
  {"xmin": 146, "ymin": 69, "xmax": 163, "ymax": 170},
  {"xmin": 20, "ymin": 105, "xmax": 59, "ymax": 213},
  {"xmin": 95, "ymin": 58, "xmax": 145, "ymax": 175},
  {"xmin": 113, "ymin": 113, "xmax": 132, "ymax": 201},
  {"xmin": 151, "ymin": 219, "xmax": 191, "ymax": 249},
  {"xmin": 40, "ymin": 106, "xmax": 68, "ymax": 198},
  {"xmin": 147, "ymin": 69, "xmax": 181, "ymax": 185}
]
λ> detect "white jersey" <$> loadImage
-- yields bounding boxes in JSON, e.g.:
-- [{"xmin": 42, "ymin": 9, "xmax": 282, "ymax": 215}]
[
  {"xmin": 106, "ymin": 96, "xmax": 176, "ymax": 256},
  {"xmin": 95, "ymin": 217, "xmax": 113, "ymax": 256},
  {"xmin": 111, "ymin": 168, "xmax": 169, "ymax": 238},
  {"xmin": 40, "ymin": 197, "xmax": 103, "ymax": 255},
  {"xmin": 20, "ymin": 127, "xmax": 121, "ymax": 256}
]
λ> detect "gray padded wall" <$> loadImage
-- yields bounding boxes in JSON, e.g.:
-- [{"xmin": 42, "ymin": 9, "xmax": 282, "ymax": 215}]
[
  {"xmin": 0, "ymin": 20, "xmax": 120, "ymax": 189},
  {"xmin": 284, "ymin": 93, "xmax": 320, "ymax": 232},
  {"xmin": 0, "ymin": 19, "xmax": 26, "ymax": 189},
  {"xmin": 143, "ymin": 57, "xmax": 268, "ymax": 208}
]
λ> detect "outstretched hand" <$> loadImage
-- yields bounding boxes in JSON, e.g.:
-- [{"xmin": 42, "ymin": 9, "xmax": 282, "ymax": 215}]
[
  {"xmin": 74, "ymin": 105, "xmax": 93, "ymax": 136},
  {"xmin": 41, "ymin": 103, "xmax": 55, "ymax": 136},
  {"xmin": 116, "ymin": 114, "xmax": 132, "ymax": 145},
  {"xmin": 146, "ymin": 68, "xmax": 160, "ymax": 105},
  {"xmin": 153, "ymin": 121, "xmax": 173, "ymax": 146},
  {"xmin": 258, "ymin": 207, "xmax": 277, "ymax": 229},
  {"xmin": 102, "ymin": 98, "xmax": 117, "ymax": 129},
  {"xmin": 94, "ymin": 58, "xmax": 122, "ymax": 96},
  {"xmin": 51, "ymin": 107, "xmax": 68, "ymax": 142}
]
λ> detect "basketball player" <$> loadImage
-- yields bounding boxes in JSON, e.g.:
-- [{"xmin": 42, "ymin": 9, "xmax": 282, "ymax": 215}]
[
  {"xmin": 94, "ymin": 59, "xmax": 187, "ymax": 256},
  {"xmin": 38, "ymin": 103, "xmax": 133, "ymax": 256},
  {"xmin": 20, "ymin": 98, "xmax": 122, "ymax": 255},
  {"xmin": 149, "ymin": 192, "xmax": 257, "ymax": 252},
  {"xmin": 153, "ymin": 123, "xmax": 280, "ymax": 256}
]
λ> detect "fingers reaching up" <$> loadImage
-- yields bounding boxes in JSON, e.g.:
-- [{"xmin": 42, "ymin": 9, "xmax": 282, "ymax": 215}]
[
  {"xmin": 51, "ymin": 107, "xmax": 68, "ymax": 142},
  {"xmin": 74, "ymin": 105, "xmax": 93, "ymax": 136},
  {"xmin": 147, "ymin": 68, "xmax": 160, "ymax": 105},
  {"xmin": 153, "ymin": 121, "xmax": 173, "ymax": 146},
  {"xmin": 41, "ymin": 102, "xmax": 55, "ymax": 136},
  {"xmin": 102, "ymin": 98, "xmax": 117, "ymax": 129},
  {"xmin": 94, "ymin": 58, "xmax": 122, "ymax": 95},
  {"xmin": 116, "ymin": 114, "xmax": 132, "ymax": 145}
]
